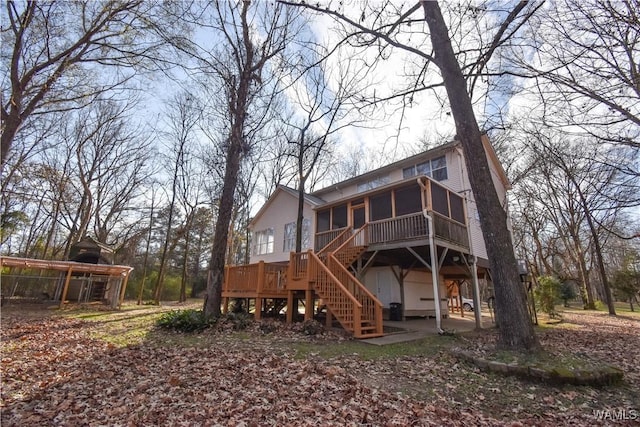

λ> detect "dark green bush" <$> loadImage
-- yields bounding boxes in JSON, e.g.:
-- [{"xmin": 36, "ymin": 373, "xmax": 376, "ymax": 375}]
[
  {"xmin": 535, "ymin": 275, "xmax": 561, "ymax": 318},
  {"xmin": 156, "ymin": 309, "xmax": 214, "ymax": 333}
]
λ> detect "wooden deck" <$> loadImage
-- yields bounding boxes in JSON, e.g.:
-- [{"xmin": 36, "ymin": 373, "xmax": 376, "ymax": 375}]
[{"xmin": 223, "ymin": 211, "xmax": 469, "ymax": 339}]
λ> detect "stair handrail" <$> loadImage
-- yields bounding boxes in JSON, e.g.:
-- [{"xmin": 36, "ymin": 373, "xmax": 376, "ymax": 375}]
[
  {"xmin": 317, "ymin": 226, "xmax": 353, "ymax": 258},
  {"xmin": 333, "ymin": 223, "xmax": 369, "ymax": 255},
  {"xmin": 308, "ymin": 250, "xmax": 363, "ymax": 335},
  {"xmin": 327, "ymin": 252, "xmax": 383, "ymax": 331}
]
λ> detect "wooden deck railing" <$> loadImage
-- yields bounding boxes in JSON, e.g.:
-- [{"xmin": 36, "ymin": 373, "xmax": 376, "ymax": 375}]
[
  {"xmin": 327, "ymin": 254, "xmax": 383, "ymax": 336},
  {"xmin": 368, "ymin": 212, "xmax": 428, "ymax": 245},
  {"xmin": 315, "ymin": 212, "xmax": 468, "ymax": 251},
  {"xmin": 432, "ymin": 212, "xmax": 469, "ymax": 248},
  {"xmin": 314, "ymin": 227, "xmax": 349, "ymax": 252},
  {"xmin": 224, "ymin": 261, "xmax": 287, "ymax": 294},
  {"xmin": 317, "ymin": 227, "xmax": 352, "ymax": 257},
  {"xmin": 307, "ymin": 251, "xmax": 363, "ymax": 336}
]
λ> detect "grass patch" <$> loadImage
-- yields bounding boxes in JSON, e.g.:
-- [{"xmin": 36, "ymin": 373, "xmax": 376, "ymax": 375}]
[{"xmin": 292, "ymin": 334, "xmax": 458, "ymax": 360}]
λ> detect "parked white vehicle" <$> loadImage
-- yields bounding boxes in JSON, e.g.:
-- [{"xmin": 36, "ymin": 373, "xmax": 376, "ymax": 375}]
[{"xmin": 461, "ymin": 297, "xmax": 474, "ymax": 312}]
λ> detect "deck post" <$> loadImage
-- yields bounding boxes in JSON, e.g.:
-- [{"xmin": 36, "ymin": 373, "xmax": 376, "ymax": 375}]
[
  {"xmin": 470, "ymin": 256, "xmax": 482, "ymax": 330},
  {"xmin": 254, "ymin": 297, "xmax": 262, "ymax": 320},
  {"xmin": 255, "ymin": 262, "xmax": 265, "ymax": 320},
  {"xmin": 326, "ymin": 308, "xmax": 333, "ymax": 328},
  {"xmin": 222, "ymin": 297, "xmax": 229, "ymax": 314},
  {"xmin": 304, "ymin": 289, "xmax": 313, "ymax": 320},
  {"xmin": 257, "ymin": 261, "xmax": 265, "ymax": 293},
  {"xmin": 286, "ymin": 291, "xmax": 294, "ymax": 324}
]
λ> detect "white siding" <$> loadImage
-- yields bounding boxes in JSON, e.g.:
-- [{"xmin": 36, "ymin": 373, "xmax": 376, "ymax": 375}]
[
  {"xmin": 250, "ymin": 190, "xmax": 316, "ymax": 263},
  {"xmin": 402, "ymin": 270, "xmax": 448, "ymax": 316},
  {"xmin": 362, "ymin": 268, "xmax": 447, "ymax": 316}
]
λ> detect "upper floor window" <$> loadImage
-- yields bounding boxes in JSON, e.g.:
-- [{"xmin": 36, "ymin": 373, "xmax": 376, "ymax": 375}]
[
  {"xmin": 253, "ymin": 228, "xmax": 274, "ymax": 255},
  {"xmin": 283, "ymin": 219, "xmax": 311, "ymax": 252},
  {"xmin": 357, "ymin": 175, "xmax": 390, "ymax": 192},
  {"xmin": 403, "ymin": 155, "xmax": 448, "ymax": 181}
]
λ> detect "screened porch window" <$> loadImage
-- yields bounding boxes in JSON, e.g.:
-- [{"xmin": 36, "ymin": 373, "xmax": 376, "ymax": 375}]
[
  {"xmin": 431, "ymin": 183, "xmax": 449, "ymax": 217},
  {"xmin": 370, "ymin": 191, "xmax": 392, "ymax": 221},
  {"xmin": 332, "ymin": 204, "xmax": 348, "ymax": 229},
  {"xmin": 394, "ymin": 184, "xmax": 423, "ymax": 216},
  {"xmin": 449, "ymin": 193, "xmax": 465, "ymax": 223},
  {"xmin": 317, "ymin": 209, "xmax": 330, "ymax": 232}
]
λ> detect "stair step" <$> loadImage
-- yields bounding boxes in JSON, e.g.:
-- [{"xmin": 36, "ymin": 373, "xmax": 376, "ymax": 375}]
[{"xmin": 357, "ymin": 333, "xmax": 385, "ymax": 339}]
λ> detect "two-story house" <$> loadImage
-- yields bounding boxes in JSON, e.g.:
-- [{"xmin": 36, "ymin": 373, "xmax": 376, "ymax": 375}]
[{"xmin": 222, "ymin": 135, "xmax": 510, "ymax": 338}]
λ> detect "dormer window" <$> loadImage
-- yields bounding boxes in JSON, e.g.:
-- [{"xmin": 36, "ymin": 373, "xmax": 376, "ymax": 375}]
[{"xmin": 403, "ymin": 155, "xmax": 448, "ymax": 181}]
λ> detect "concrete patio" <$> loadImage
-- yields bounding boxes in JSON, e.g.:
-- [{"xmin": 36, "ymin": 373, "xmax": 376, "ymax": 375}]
[{"xmin": 362, "ymin": 310, "xmax": 496, "ymax": 345}]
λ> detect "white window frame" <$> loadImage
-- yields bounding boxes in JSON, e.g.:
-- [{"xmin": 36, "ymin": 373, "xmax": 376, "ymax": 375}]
[
  {"xmin": 283, "ymin": 219, "xmax": 311, "ymax": 252},
  {"xmin": 402, "ymin": 155, "xmax": 447, "ymax": 181},
  {"xmin": 253, "ymin": 228, "xmax": 274, "ymax": 255}
]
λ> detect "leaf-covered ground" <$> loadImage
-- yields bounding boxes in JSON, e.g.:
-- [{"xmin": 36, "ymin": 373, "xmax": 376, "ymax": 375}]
[{"xmin": 1, "ymin": 303, "xmax": 638, "ymax": 426}]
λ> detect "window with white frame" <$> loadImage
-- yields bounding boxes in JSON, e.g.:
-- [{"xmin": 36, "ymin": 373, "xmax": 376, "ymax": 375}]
[
  {"xmin": 402, "ymin": 155, "xmax": 448, "ymax": 181},
  {"xmin": 253, "ymin": 228, "xmax": 274, "ymax": 255},
  {"xmin": 283, "ymin": 219, "xmax": 311, "ymax": 252}
]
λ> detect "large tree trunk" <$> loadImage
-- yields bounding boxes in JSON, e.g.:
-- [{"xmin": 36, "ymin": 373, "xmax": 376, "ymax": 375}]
[
  {"xmin": 422, "ymin": 1, "xmax": 538, "ymax": 351},
  {"xmin": 203, "ymin": 140, "xmax": 242, "ymax": 318}
]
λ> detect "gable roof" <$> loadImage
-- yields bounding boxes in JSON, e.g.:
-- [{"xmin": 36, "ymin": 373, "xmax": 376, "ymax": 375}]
[
  {"xmin": 311, "ymin": 140, "xmax": 458, "ymax": 198},
  {"xmin": 311, "ymin": 135, "xmax": 511, "ymax": 196},
  {"xmin": 480, "ymin": 134, "xmax": 511, "ymax": 191},
  {"xmin": 249, "ymin": 185, "xmax": 325, "ymax": 228}
]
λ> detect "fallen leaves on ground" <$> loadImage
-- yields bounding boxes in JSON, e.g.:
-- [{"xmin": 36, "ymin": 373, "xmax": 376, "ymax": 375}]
[{"xmin": 1, "ymin": 305, "xmax": 638, "ymax": 426}]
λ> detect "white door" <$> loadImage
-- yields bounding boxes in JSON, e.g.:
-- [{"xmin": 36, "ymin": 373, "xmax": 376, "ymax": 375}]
[{"xmin": 376, "ymin": 270, "xmax": 394, "ymax": 306}]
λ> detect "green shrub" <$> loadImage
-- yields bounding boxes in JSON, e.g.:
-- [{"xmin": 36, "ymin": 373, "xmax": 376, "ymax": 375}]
[
  {"xmin": 535, "ymin": 275, "xmax": 561, "ymax": 318},
  {"xmin": 156, "ymin": 309, "xmax": 214, "ymax": 333},
  {"xmin": 559, "ymin": 282, "xmax": 577, "ymax": 307}
]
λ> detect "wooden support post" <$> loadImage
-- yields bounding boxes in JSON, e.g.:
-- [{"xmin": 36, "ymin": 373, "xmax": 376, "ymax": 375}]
[
  {"xmin": 255, "ymin": 261, "xmax": 265, "ymax": 321},
  {"xmin": 59, "ymin": 267, "xmax": 73, "ymax": 309},
  {"xmin": 118, "ymin": 271, "xmax": 132, "ymax": 308},
  {"xmin": 257, "ymin": 261, "xmax": 265, "ymax": 293},
  {"xmin": 222, "ymin": 297, "xmax": 229, "ymax": 314},
  {"xmin": 325, "ymin": 308, "xmax": 333, "ymax": 329},
  {"xmin": 254, "ymin": 297, "xmax": 262, "ymax": 320},
  {"xmin": 286, "ymin": 291, "xmax": 294, "ymax": 324},
  {"xmin": 304, "ymin": 290, "xmax": 313, "ymax": 321}
]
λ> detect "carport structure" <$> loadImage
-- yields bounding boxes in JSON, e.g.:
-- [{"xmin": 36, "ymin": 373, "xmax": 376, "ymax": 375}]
[{"xmin": 1, "ymin": 256, "xmax": 133, "ymax": 308}]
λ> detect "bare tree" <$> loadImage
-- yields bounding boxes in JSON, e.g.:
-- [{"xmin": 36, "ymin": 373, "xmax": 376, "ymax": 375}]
[
  {"xmin": 0, "ymin": 0, "xmax": 166, "ymax": 168},
  {"xmin": 518, "ymin": 126, "xmax": 639, "ymax": 314},
  {"xmin": 167, "ymin": 1, "xmax": 303, "ymax": 318},
  {"xmin": 284, "ymin": 48, "xmax": 366, "ymax": 252},
  {"xmin": 153, "ymin": 92, "xmax": 200, "ymax": 304},
  {"xmin": 505, "ymin": 0, "xmax": 640, "ymax": 150}
]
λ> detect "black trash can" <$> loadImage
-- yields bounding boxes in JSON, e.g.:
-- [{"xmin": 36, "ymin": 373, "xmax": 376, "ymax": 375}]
[{"xmin": 389, "ymin": 302, "xmax": 402, "ymax": 321}]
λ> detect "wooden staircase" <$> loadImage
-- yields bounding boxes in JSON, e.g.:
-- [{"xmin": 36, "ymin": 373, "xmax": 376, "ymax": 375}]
[{"xmin": 304, "ymin": 224, "xmax": 384, "ymax": 338}]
